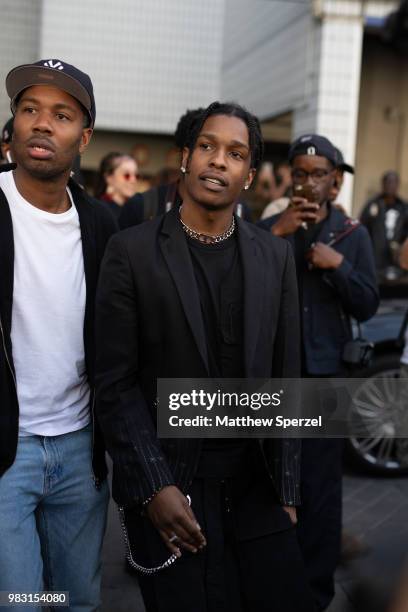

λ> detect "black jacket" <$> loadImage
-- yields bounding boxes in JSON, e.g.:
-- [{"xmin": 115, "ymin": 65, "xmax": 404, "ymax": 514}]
[
  {"xmin": 0, "ymin": 166, "xmax": 118, "ymax": 481},
  {"xmin": 95, "ymin": 207, "xmax": 302, "ymax": 508},
  {"xmin": 259, "ymin": 205, "xmax": 379, "ymax": 374}
]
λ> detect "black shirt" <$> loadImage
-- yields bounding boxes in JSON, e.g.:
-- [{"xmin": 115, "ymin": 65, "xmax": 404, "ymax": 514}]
[
  {"xmin": 187, "ymin": 233, "xmax": 248, "ymax": 477},
  {"xmin": 187, "ymin": 234, "xmax": 244, "ymax": 378}
]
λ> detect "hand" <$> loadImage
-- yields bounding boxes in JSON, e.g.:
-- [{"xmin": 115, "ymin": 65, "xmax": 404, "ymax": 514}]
[
  {"xmin": 146, "ymin": 486, "xmax": 206, "ymax": 555},
  {"xmin": 271, "ymin": 197, "xmax": 319, "ymax": 237},
  {"xmin": 305, "ymin": 242, "xmax": 344, "ymax": 270},
  {"xmin": 283, "ymin": 506, "xmax": 297, "ymax": 524}
]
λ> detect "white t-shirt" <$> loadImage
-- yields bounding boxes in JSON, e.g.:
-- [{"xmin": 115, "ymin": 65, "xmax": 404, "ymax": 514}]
[{"xmin": 0, "ymin": 170, "xmax": 90, "ymax": 436}]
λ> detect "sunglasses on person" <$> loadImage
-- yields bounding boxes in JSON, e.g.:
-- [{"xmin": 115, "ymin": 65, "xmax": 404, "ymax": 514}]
[{"xmin": 121, "ymin": 172, "xmax": 139, "ymax": 181}]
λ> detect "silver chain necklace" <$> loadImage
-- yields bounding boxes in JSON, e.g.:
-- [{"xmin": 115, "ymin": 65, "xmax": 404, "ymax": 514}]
[{"xmin": 179, "ymin": 205, "xmax": 235, "ymax": 244}]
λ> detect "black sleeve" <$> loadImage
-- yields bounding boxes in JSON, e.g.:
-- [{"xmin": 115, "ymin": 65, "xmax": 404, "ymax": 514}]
[
  {"xmin": 265, "ymin": 241, "xmax": 301, "ymax": 506},
  {"xmin": 95, "ymin": 233, "xmax": 174, "ymax": 507},
  {"xmin": 322, "ymin": 226, "xmax": 379, "ymax": 322}
]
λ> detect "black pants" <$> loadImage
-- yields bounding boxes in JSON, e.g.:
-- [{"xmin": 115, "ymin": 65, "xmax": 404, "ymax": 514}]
[
  {"xmin": 127, "ymin": 477, "xmax": 316, "ymax": 612},
  {"xmin": 296, "ymin": 438, "xmax": 343, "ymax": 612}
]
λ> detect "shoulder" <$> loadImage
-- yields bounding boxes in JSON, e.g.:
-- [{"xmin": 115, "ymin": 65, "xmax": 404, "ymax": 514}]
[{"xmin": 333, "ymin": 210, "xmax": 372, "ymax": 251}]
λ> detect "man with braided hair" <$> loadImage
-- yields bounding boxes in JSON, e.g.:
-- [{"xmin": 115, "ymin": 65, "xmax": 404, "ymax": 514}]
[
  {"xmin": 119, "ymin": 106, "xmax": 252, "ymax": 228},
  {"xmin": 96, "ymin": 101, "xmax": 315, "ymax": 611}
]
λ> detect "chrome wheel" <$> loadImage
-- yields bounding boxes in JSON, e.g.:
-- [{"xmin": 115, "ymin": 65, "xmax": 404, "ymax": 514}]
[{"xmin": 347, "ymin": 359, "xmax": 408, "ymax": 474}]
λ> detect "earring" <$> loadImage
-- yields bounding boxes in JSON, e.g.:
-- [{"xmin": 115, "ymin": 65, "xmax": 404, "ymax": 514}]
[
  {"xmin": 180, "ymin": 166, "xmax": 186, "ymax": 174},
  {"xmin": 244, "ymin": 184, "xmax": 249, "ymax": 190}
]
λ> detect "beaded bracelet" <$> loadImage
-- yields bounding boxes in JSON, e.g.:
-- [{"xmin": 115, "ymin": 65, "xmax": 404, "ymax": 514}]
[{"xmin": 142, "ymin": 487, "xmax": 166, "ymax": 507}]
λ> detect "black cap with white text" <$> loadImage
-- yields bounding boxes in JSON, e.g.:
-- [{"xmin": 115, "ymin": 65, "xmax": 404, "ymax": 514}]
[{"xmin": 5, "ymin": 59, "xmax": 95, "ymax": 128}]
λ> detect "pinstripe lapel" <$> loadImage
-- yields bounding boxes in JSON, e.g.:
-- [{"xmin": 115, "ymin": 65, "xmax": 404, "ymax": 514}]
[
  {"xmin": 236, "ymin": 218, "xmax": 264, "ymax": 377},
  {"xmin": 159, "ymin": 208, "xmax": 209, "ymax": 374}
]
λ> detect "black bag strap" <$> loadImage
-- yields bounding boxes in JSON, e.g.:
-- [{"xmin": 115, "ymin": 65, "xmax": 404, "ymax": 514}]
[{"xmin": 327, "ymin": 218, "xmax": 361, "ymax": 247}]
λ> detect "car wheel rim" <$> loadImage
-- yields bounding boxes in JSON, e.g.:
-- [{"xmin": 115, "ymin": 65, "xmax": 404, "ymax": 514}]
[{"xmin": 349, "ymin": 368, "xmax": 408, "ymax": 470}]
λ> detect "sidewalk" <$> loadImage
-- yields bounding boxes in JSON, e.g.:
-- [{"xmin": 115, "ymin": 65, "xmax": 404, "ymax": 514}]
[{"xmin": 101, "ymin": 470, "xmax": 408, "ymax": 612}]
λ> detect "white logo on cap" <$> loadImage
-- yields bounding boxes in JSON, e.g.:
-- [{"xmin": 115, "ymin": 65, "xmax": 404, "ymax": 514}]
[
  {"xmin": 307, "ymin": 146, "xmax": 316, "ymax": 155},
  {"xmin": 43, "ymin": 60, "xmax": 64, "ymax": 71}
]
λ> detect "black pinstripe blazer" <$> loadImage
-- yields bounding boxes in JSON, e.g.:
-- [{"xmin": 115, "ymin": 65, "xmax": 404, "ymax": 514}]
[{"xmin": 95, "ymin": 207, "xmax": 301, "ymax": 508}]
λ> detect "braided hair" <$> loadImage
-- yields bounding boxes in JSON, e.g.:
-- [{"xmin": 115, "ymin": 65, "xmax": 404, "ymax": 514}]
[
  {"xmin": 174, "ymin": 107, "xmax": 205, "ymax": 150},
  {"xmin": 185, "ymin": 101, "xmax": 264, "ymax": 170}
]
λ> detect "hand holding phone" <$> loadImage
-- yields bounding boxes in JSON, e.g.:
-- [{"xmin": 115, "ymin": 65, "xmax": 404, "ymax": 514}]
[
  {"xmin": 292, "ymin": 185, "xmax": 319, "ymax": 228},
  {"xmin": 271, "ymin": 196, "xmax": 319, "ymax": 237}
]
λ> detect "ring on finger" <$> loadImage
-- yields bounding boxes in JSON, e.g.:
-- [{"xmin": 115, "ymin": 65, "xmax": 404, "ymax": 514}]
[{"xmin": 168, "ymin": 534, "xmax": 179, "ymax": 543}]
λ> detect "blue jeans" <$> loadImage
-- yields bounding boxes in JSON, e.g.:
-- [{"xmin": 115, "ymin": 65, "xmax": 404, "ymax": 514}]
[{"xmin": 0, "ymin": 425, "xmax": 109, "ymax": 611}]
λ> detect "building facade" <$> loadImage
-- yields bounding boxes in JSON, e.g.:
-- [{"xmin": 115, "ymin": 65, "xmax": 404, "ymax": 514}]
[{"xmin": 0, "ymin": 0, "xmax": 405, "ymax": 211}]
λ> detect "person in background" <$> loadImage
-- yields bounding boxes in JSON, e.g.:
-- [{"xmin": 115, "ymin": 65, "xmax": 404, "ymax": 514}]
[
  {"xmin": 94, "ymin": 151, "xmax": 139, "ymax": 220},
  {"xmin": 261, "ymin": 149, "xmax": 353, "ymax": 221},
  {"xmin": 330, "ymin": 147, "xmax": 354, "ymax": 211},
  {"xmin": 260, "ymin": 161, "xmax": 292, "ymax": 219},
  {"xmin": 1, "ymin": 117, "xmax": 14, "ymax": 164},
  {"xmin": 360, "ymin": 171, "xmax": 408, "ymax": 283},
  {"xmin": 259, "ymin": 133, "xmax": 379, "ymax": 611}
]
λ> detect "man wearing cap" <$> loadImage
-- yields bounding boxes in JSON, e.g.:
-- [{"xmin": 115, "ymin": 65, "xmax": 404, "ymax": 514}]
[
  {"xmin": 259, "ymin": 134, "xmax": 378, "ymax": 611},
  {"xmin": 0, "ymin": 59, "xmax": 117, "ymax": 610}
]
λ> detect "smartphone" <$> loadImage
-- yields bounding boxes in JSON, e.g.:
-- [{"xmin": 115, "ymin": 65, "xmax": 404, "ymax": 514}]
[
  {"xmin": 293, "ymin": 184, "xmax": 316, "ymax": 202},
  {"xmin": 293, "ymin": 184, "xmax": 318, "ymax": 228}
]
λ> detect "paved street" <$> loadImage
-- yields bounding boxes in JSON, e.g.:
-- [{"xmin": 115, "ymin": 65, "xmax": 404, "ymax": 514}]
[{"xmin": 101, "ymin": 469, "xmax": 408, "ymax": 612}]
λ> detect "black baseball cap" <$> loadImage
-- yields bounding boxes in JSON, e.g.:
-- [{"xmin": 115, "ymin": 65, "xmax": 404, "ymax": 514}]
[
  {"xmin": 289, "ymin": 134, "xmax": 338, "ymax": 167},
  {"xmin": 334, "ymin": 147, "xmax": 354, "ymax": 175},
  {"xmin": 2, "ymin": 117, "xmax": 13, "ymax": 144},
  {"xmin": 5, "ymin": 59, "xmax": 95, "ymax": 128}
]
